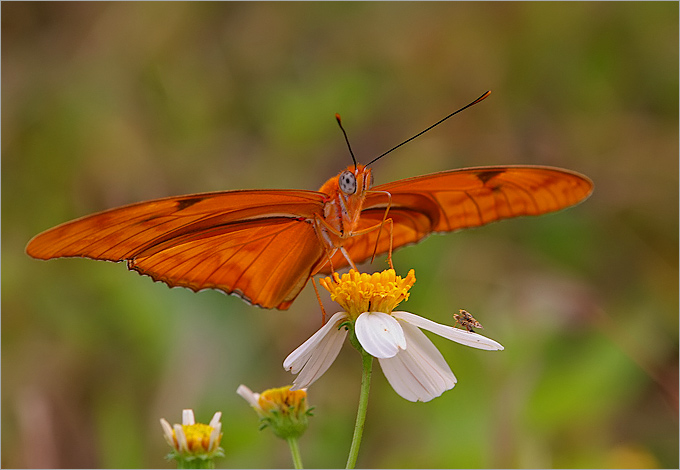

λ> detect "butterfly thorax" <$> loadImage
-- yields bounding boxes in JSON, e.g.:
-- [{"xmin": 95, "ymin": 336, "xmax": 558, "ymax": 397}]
[{"xmin": 317, "ymin": 164, "xmax": 372, "ymax": 244}]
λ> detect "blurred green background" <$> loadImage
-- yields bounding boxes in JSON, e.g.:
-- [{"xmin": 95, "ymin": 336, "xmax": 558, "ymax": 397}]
[{"xmin": 2, "ymin": 2, "xmax": 678, "ymax": 468}]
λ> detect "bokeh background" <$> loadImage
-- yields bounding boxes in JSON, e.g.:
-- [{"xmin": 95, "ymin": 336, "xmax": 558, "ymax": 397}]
[{"xmin": 3, "ymin": 2, "xmax": 678, "ymax": 468}]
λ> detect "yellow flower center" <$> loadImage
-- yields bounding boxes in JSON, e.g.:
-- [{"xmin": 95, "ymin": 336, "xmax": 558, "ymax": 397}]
[
  {"xmin": 319, "ymin": 269, "xmax": 416, "ymax": 319},
  {"xmin": 258, "ymin": 385, "xmax": 308, "ymax": 415},
  {"xmin": 178, "ymin": 423, "xmax": 220, "ymax": 453}
]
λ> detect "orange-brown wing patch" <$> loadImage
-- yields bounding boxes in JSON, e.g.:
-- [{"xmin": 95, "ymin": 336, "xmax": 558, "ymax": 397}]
[
  {"xmin": 26, "ymin": 190, "xmax": 325, "ymax": 260},
  {"xmin": 367, "ymin": 165, "xmax": 593, "ymax": 233},
  {"xmin": 26, "ymin": 189, "xmax": 327, "ymax": 309},
  {"xmin": 129, "ymin": 218, "xmax": 324, "ymax": 309}
]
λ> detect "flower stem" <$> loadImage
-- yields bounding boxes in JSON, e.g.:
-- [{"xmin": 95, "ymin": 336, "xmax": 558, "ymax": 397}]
[
  {"xmin": 175, "ymin": 457, "xmax": 215, "ymax": 469},
  {"xmin": 287, "ymin": 437, "xmax": 304, "ymax": 469},
  {"xmin": 346, "ymin": 349, "xmax": 373, "ymax": 469}
]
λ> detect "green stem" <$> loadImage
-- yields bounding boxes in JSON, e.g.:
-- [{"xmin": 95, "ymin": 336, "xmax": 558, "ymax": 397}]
[
  {"xmin": 175, "ymin": 457, "xmax": 215, "ymax": 469},
  {"xmin": 287, "ymin": 436, "xmax": 303, "ymax": 469},
  {"xmin": 346, "ymin": 350, "xmax": 373, "ymax": 469}
]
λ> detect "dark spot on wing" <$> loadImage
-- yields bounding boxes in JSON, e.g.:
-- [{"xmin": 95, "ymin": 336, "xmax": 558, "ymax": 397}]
[
  {"xmin": 475, "ymin": 169, "xmax": 505, "ymax": 185},
  {"xmin": 176, "ymin": 197, "xmax": 204, "ymax": 211}
]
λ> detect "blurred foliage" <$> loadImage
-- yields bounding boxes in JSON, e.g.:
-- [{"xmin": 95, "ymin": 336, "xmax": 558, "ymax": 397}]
[{"xmin": 2, "ymin": 2, "xmax": 678, "ymax": 468}]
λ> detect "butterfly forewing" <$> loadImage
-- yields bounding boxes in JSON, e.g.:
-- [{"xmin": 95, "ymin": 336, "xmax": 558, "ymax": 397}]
[
  {"xmin": 366, "ymin": 166, "xmax": 592, "ymax": 231},
  {"xmin": 26, "ymin": 190, "xmax": 326, "ymax": 260}
]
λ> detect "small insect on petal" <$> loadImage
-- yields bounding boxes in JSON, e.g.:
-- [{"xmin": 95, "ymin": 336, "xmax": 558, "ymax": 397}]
[
  {"xmin": 453, "ymin": 309, "xmax": 483, "ymax": 332},
  {"xmin": 392, "ymin": 311, "xmax": 503, "ymax": 350}
]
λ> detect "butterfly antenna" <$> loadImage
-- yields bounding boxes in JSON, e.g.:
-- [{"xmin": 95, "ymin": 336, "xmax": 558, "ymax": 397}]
[
  {"xmin": 335, "ymin": 113, "xmax": 357, "ymax": 169},
  {"xmin": 366, "ymin": 90, "xmax": 491, "ymax": 167}
]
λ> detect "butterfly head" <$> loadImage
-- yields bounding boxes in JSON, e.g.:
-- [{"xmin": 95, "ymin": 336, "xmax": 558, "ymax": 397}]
[{"xmin": 337, "ymin": 164, "xmax": 373, "ymax": 197}]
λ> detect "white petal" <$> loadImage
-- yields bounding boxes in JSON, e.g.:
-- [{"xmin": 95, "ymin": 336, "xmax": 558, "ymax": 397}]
[
  {"xmin": 174, "ymin": 424, "xmax": 188, "ymax": 452},
  {"xmin": 378, "ymin": 321, "xmax": 456, "ymax": 402},
  {"xmin": 283, "ymin": 312, "xmax": 348, "ymax": 373},
  {"xmin": 236, "ymin": 385, "xmax": 261, "ymax": 409},
  {"xmin": 378, "ymin": 357, "xmax": 422, "ymax": 402},
  {"xmin": 392, "ymin": 311, "xmax": 504, "ymax": 350},
  {"xmin": 208, "ymin": 422, "xmax": 221, "ymax": 451},
  {"xmin": 209, "ymin": 411, "xmax": 222, "ymax": 428},
  {"xmin": 283, "ymin": 312, "xmax": 348, "ymax": 390},
  {"xmin": 159, "ymin": 418, "xmax": 174, "ymax": 446},
  {"xmin": 291, "ymin": 327, "xmax": 347, "ymax": 390},
  {"xmin": 182, "ymin": 409, "xmax": 195, "ymax": 425},
  {"xmin": 355, "ymin": 312, "xmax": 406, "ymax": 359}
]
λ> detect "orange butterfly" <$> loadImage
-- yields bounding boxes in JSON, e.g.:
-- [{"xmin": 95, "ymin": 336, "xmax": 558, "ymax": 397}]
[{"xmin": 26, "ymin": 92, "xmax": 593, "ymax": 310}]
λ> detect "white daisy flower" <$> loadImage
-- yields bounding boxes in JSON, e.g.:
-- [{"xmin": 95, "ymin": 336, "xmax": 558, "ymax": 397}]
[{"xmin": 284, "ymin": 269, "xmax": 503, "ymax": 402}]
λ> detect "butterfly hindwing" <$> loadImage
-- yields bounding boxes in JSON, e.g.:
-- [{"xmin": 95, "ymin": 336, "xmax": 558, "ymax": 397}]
[{"xmin": 129, "ymin": 217, "xmax": 325, "ymax": 309}]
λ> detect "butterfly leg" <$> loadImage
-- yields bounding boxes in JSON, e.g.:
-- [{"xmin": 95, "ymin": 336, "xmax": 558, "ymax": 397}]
[
  {"xmin": 364, "ymin": 189, "xmax": 395, "ymax": 268},
  {"xmin": 312, "ymin": 245, "xmax": 357, "ymax": 274},
  {"xmin": 384, "ymin": 217, "xmax": 395, "ymax": 270},
  {"xmin": 340, "ymin": 246, "xmax": 358, "ymax": 270},
  {"xmin": 311, "ymin": 214, "xmax": 359, "ymax": 273},
  {"xmin": 311, "ymin": 277, "xmax": 328, "ymax": 325}
]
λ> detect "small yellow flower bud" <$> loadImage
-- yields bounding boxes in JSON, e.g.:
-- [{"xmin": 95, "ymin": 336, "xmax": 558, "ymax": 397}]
[
  {"xmin": 237, "ymin": 385, "xmax": 312, "ymax": 440},
  {"xmin": 160, "ymin": 409, "xmax": 224, "ymax": 468}
]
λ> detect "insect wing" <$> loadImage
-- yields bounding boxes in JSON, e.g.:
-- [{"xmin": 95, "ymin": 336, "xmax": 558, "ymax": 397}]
[
  {"xmin": 454, "ymin": 309, "xmax": 483, "ymax": 332},
  {"xmin": 336, "ymin": 165, "xmax": 593, "ymax": 265},
  {"xmin": 368, "ymin": 165, "xmax": 593, "ymax": 231},
  {"xmin": 26, "ymin": 189, "xmax": 328, "ymax": 309}
]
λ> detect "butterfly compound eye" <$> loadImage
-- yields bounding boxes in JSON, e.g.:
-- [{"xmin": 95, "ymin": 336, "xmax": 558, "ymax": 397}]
[{"xmin": 339, "ymin": 170, "xmax": 357, "ymax": 194}]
